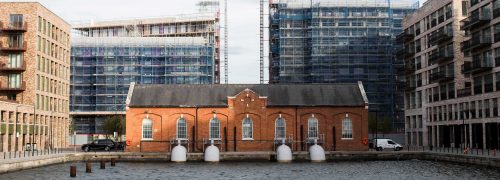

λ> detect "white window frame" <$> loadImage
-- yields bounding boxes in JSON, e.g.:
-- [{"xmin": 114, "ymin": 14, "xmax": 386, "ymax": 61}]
[
  {"xmin": 275, "ymin": 114, "xmax": 286, "ymax": 140},
  {"xmin": 142, "ymin": 118, "xmax": 153, "ymax": 140},
  {"xmin": 242, "ymin": 114, "xmax": 253, "ymax": 140},
  {"xmin": 341, "ymin": 114, "xmax": 353, "ymax": 140},
  {"xmin": 176, "ymin": 115, "xmax": 187, "ymax": 140},
  {"xmin": 308, "ymin": 115, "xmax": 319, "ymax": 140},
  {"xmin": 209, "ymin": 116, "xmax": 221, "ymax": 140}
]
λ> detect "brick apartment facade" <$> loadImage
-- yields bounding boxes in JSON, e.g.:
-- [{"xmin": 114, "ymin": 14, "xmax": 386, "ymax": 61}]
[
  {"xmin": 0, "ymin": 2, "xmax": 71, "ymax": 152},
  {"xmin": 125, "ymin": 83, "xmax": 369, "ymax": 152}
]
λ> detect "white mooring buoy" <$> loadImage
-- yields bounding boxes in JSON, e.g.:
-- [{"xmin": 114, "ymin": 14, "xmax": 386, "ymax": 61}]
[
  {"xmin": 309, "ymin": 139, "xmax": 326, "ymax": 162},
  {"xmin": 171, "ymin": 140, "xmax": 187, "ymax": 162},
  {"xmin": 204, "ymin": 140, "xmax": 220, "ymax": 162},
  {"xmin": 276, "ymin": 139, "xmax": 292, "ymax": 163}
]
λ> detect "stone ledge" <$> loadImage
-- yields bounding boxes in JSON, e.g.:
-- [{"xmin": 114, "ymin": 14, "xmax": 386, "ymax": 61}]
[{"xmin": 1, "ymin": 151, "xmax": 499, "ymax": 174}]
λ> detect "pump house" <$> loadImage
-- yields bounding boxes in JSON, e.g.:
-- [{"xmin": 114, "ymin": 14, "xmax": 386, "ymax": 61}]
[{"xmin": 125, "ymin": 83, "xmax": 369, "ymax": 152}]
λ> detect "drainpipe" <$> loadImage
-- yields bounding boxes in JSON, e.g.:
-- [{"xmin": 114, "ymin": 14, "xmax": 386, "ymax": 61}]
[
  {"xmin": 295, "ymin": 106, "xmax": 298, "ymax": 151},
  {"xmin": 195, "ymin": 107, "xmax": 199, "ymax": 152}
]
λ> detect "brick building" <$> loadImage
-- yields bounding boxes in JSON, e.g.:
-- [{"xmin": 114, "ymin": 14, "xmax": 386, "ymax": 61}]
[
  {"xmin": 0, "ymin": 2, "xmax": 71, "ymax": 152},
  {"xmin": 125, "ymin": 83, "xmax": 369, "ymax": 152}
]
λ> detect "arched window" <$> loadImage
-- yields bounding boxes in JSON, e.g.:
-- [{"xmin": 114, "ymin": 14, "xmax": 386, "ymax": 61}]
[
  {"xmin": 275, "ymin": 115, "xmax": 286, "ymax": 140},
  {"xmin": 342, "ymin": 114, "xmax": 353, "ymax": 139},
  {"xmin": 242, "ymin": 115, "xmax": 253, "ymax": 140},
  {"xmin": 177, "ymin": 116, "xmax": 187, "ymax": 140},
  {"xmin": 142, "ymin": 118, "xmax": 152, "ymax": 140},
  {"xmin": 209, "ymin": 117, "xmax": 220, "ymax": 140},
  {"xmin": 308, "ymin": 116, "xmax": 318, "ymax": 139}
]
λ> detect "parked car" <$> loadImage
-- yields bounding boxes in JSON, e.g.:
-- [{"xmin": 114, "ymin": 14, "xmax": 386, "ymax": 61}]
[
  {"xmin": 81, "ymin": 139, "xmax": 117, "ymax": 152},
  {"xmin": 373, "ymin": 138, "xmax": 403, "ymax": 151}
]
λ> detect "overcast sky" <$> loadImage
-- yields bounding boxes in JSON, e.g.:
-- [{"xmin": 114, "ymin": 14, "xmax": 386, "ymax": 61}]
[
  {"xmin": 2, "ymin": 0, "xmax": 425, "ymax": 84},
  {"xmin": 4, "ymin": 0, "xmax": 261, "ymax": 84}
]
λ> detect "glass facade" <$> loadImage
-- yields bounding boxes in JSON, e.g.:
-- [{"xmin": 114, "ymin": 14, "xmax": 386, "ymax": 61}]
[{"xmin": 269, "ymin": 0, "xmax": 416, "ymax": 132}]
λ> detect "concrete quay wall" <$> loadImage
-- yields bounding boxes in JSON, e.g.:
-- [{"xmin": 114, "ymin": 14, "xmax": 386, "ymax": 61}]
[{"xmin": 0, "ymin": 151, "xmax": 499, "ymax": 174}]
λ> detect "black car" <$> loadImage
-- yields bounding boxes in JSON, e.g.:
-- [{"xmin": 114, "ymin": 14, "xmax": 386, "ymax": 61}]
[{"xmin": 81, "ymin": 139, "xmax": 117, "ymax": 152}]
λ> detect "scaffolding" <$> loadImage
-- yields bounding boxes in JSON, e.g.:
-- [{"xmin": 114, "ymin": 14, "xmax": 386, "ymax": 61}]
[
  {"xmin": 70, "ymin": 2, "xmax": 221, "ymax": 134},
  {"xmin": 268, "ymin": 0, "xmax": 417, "ymax": 131}
]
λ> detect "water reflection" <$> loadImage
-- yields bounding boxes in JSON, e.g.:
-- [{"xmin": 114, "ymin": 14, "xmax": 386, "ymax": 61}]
[{"xmin": 1, "ymin": 160, "xmax": 499, "ymax": 180}]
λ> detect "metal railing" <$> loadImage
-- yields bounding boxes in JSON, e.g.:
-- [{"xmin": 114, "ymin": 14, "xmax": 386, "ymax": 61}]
[
  {"xmin": 0, "ymin": 63, "xmax": 26, "ymax": 71},
  {"xmin": 460, "ymin": 11, "xmax": 491, "ymax": 30},
  {"xmin": 388, "ymin": 145, "xmax": 500, "ymax": 158},
  {"xmin": 457, "ymin": 88, "xmax": 472, "ymax": 98},
  {"xmin": 461, "ymin": 36, "xmax": 491, "ymax": 52},
  {"xmin": 0, "ymin": 21, "xmax": 28, "ymax": 32},
  {"xmin": 0, "ymin": 81, "xmax": 26, "ymax": 91},
  {"xmin": 2, "ymin": 148, "xmax": 64, "ymax": 160}
]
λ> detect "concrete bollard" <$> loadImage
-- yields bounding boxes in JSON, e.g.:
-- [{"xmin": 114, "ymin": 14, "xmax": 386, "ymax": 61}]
[
  {"xmin": 111, "ymin": 158, "xmax": 116, "ymax": 166},
  {"xmin": 100, "ymin": 160, "xmax": 105, "ymax": 169},
  {"xmin": 70, "ymin": 165, "xmax": 77, "ymax": 177},
  {"xmin": 86, "ymin": 162, "xmax": 92, "ymax": 173}
]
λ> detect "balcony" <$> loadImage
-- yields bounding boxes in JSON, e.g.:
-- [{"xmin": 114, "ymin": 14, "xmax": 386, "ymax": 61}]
[
  {"xmin": 396, "ymin": 48, "xmax": 415, "ymax": 59},
  {"xmin": 495, "ymin": 8, "xmax": 500, "ymax": 18},
  {"xmin": 461, "ymin": 12, "xmax": 491, "ymax": 31},
  {"xmin": 430, "ymin": 71, "xmax": 454, "ymax": 83},
  {"xmin": 428, "ymin": 50, "xmax": 454, "ymax": 64},
  {"xmin": 470, "ymin": 0, "xmax": 479, "ymax": 7},
  {"xmin": 405, "ymin": 61, "xmax": 416, "ymax": 74},
  {"xmin": 396, "ymin": 31, "xmax": 414, "ymax": 43},
  {"xmin": 0, "ymin": 63, "xmax": 26, "ymax": 72},
  {"xmin": 495, "ymin": 32, "xmax": 500, "ymax": 43},
  {"xmin": 405, "ymin": 80, "xmax": 416, "ymax": 91},
  {"xmin": 457, "ymin": 88, "xmax": 472, "ymax": 98},
  {"xmin": 0, "ymin": 41, "xmax": 27, "ymax": 52},
  {"xmin": 461, "ymin": 36, "xmax": 491, "ymax": 52},
  {"xmin": 428, "ymin": 31, "xmax": 453, "ymax": 45},
  {"xmin": 462, "ymin": 60, "xmax": 494, "ymax": 74},
  {"xmin": 0, "ymin": 81, "xmax": 26, "ymax": 92},
  {"xmin": 0, "ymin": 22, "xmax": 27, "ymax": 32}
]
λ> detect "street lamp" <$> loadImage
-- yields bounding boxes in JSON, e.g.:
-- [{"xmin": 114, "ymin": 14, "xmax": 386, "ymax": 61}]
[
  {"xmin": 375, "ymin": 111, "xmax": 378, "ymax": 140},
  {"xmin": 49, "ymin": 111, "xmax": 53, "ymax": 152},
  {"xmin": 32, "ymin": 102, "xmax": 36, "ymax": 156},
  {"xmin": 462, "ymin": 109, "xmax": 466, "ymax": 151},
  {"xmin": 14, "ymin": 104, "xmax": 22, "ymax": 153}
]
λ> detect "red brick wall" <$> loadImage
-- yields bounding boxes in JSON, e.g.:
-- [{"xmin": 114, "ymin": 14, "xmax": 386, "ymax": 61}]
[{"xmin": 126, "ymin": 89, "xmax": 368, "ymax": 152}]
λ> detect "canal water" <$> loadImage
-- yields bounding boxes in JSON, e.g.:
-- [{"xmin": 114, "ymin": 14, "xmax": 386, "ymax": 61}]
[{"xmin": 1, "ymin": 160, "xmax": 499, "ymax": 179}]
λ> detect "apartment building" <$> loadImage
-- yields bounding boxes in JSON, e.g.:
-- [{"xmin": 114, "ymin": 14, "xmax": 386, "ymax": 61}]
[
  {"xmin": 0, "ymin": 2, "xmax": 71, "ymax": 152},
  {"xmin": 402, "ymin": 0, "xmax": 500, "ymax": 150},
  {"xmin": 269, "ymin": 0, "xmax": 416, "ymax": 132},
  {"xmin": 70, "ymin": 14, "xmax": 220, "ymax": 139}
]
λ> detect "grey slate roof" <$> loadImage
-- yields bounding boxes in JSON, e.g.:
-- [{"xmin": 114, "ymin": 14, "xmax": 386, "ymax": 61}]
[{"xmin": 128, "ymin": 83, "xmax": 368, "ymax": 108}]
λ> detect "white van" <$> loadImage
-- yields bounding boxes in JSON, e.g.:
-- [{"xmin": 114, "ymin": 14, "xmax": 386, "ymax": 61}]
[{"xmin": 374, "ymin": 139, "xmax": 403, "ymax": 151}]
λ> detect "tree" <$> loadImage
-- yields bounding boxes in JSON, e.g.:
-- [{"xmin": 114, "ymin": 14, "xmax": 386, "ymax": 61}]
[{"xmin": 101, "ymin": 115, "xmax": 126, "ymax": 141}]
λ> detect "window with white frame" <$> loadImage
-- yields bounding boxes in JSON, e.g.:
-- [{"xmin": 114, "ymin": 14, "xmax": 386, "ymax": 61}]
[
  {"xmin": 209, "ymin": 117, "xmax": 220, "ymax": 140},
  {"xmin": 142, "ymin": 118, "xmax": 152, "ymax": 140},
  {"xmin": 242, "ymin": 115, "xmax": 253, "ymax": 140},
  {"xmin": 308, "ymin": 116, "xmax": 319, "ymax": 139},
  {"xmin": 275, "ymin": 115, "xmax": 286, "ymax": 140},
  {"xmin": 342, "ymin": 114, "xmax": 353, "ymax": 139},
  {"xmin": 177, "ymin": 116, "xmax": 187, "ymax": 140}
]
